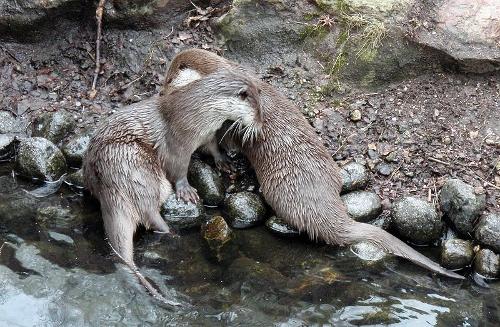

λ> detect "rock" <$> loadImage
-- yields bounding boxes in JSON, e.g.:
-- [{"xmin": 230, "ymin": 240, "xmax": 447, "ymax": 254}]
[
  {"xmin": 62, "ymin": 132, "xmax": 91, "ymax": 166},
  {"xmin": 224, "ymin": 256, "xmax": 286, "ymax": 287},
  {"xmin": 16, "ymin": 137, "xmax": 67, "ymax": 181},
  {"xmin": 201, "ymin": 216, "xmax": 237, "ymax": 262},
  {"xmin": 65, "ymin": 169, "xmax": 85, "ymax": 189},
  {"xmin": 350, "ymin": 109, "xmax": 362, "ymax": 121},
  {"xmin": 0, "ymin": 134, "xmax": 16, "ymax": 158},
  {"xmin": 0, "ymin": 111, "xmax": 24, "ymax": 134},
  {"xmin": 160, "ymin": 194, "xmax": 205, "ymax": 230},
  {"xmin": 474, "ymin": 213, "xmax": 500, "ymax": 252},
  {"xmin": 341, "ymin": 191, "xmax": 382, "ymax": 222},
  {"xmin": 188, "ymin": 159, "xmax": 224, "ymax": 206},
  {"xmin": 413, "ymin": 0, "xmax": 500, "ymax": 73},
  {"xmin": 376, "ymin": 162, "xmax": 394, "ymax": 176},
  {"xmin": 340, "ymin": 162, "xmax": 369, "ymax": 193},
  {"xmin": 265, "ymin": 216, "xmax": 300, "ymax": 237},
  {"xmin": 36, "ymin": 206, "xmax": 77, "ymax": 230},
  {"xmin": 224, "ymin": 192, "xmax": 267, "ymax": 228},
  {"xmin": 440, "ymin": 179, "xmax": 486, "ymax": 237},
  {"xmin": 441, "ymin": 239, "xmax": 474, "ymax": 269},
  {"xmin": 351, "ymin": 241, "xmax": 387, "ymax": 262},
  {"xmin": 474, "ymin": 248, "xmax": 500, "ymax": 278},
  {"xmin": 32, "ymin": 111, "xmax": 75, "ymax": 145},
  {"xmin": 47, "ymin": 231, "xmax": 74, "ymax": 246},
  {"xmin": 0, "ymin": 0, "xmax": 82, "ymax": 34},
  {"xmin": 391, "ymin": 197, "xmax": 443, "ymax": 244}
]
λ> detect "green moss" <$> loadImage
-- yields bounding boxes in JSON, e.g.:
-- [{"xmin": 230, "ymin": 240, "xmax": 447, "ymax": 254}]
[{"xmin": 299, "ymin": 24, "xmax": 329, "ymax": 41}]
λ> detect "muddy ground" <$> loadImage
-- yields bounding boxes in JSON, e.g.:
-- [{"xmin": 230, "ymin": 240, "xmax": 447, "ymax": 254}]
[{"xmin": 0, "ymin": 2, "xmax": 498, "ymax": 213}]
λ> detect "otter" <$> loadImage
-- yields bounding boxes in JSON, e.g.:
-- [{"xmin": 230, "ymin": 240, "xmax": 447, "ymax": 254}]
[
  {"xmin": 82, "ymin": 70, "xmax": 263, "ymax": 300},
  {"xmin": 162, "ymin": 49, "xmax": 464, "ymax": 279}
]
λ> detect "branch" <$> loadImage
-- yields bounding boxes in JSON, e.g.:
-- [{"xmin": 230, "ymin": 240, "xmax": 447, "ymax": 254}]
[{"xmin": 90, "ymin": 0, "xmax": 107, "ymax": 99}]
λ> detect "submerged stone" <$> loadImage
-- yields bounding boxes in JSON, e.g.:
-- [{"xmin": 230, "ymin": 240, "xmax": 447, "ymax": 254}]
[
  {"xmin": 392, "ymin": 196, "xmax": 443, "ymax": 244},
  {"xmin": 225, "ymin": 192, "xmax": 267, "ymax": 228},
  {"xmin": 265, "ymin": 216, "xmax": 300, "ymax": 237},
  {"xmin": 188, "ymin": 159, "xmax": 224, "ymax": 206},
  {"xmin": 201, "ymin": 216, "xmax": 237, "ymax": 262}
]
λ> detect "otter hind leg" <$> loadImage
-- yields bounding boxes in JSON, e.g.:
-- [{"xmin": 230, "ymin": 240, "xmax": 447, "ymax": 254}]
[{"xmin": 102, "ymin": 205, "xmax": 136, "ymax": 266}]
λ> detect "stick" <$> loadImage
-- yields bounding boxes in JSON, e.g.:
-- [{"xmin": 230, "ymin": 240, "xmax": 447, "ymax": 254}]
[
  {"xmin": 428, "ymin": 157, "xmax": 450, "ymax": 166},
  {"xmin": 0, "ymin": 242, "xmax": 5, "ymax": 256},
  {"xmin": 90, "ymin": 0, "xmax": 107, "ymax": 99}
]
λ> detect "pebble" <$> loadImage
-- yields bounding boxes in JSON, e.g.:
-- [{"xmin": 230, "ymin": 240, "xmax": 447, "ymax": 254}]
[
  {"xmin": 201, "ymin": 216, "xmax": 237, "ymax": 262},
  {"xmin": 225, "ymin": 192, "xmax": 267, "ymax": 228},
  {"xmin": 441, "ymin": 239, "xmax": 474, "ymax": 269},
  {"xmin": 188, "ymin": 159, "xmax": 224, "ymax": 206},
  {"xmin": 473, "ymin": 248, "xmax": 499, "ymax": 278},
  {"xmin": 341, "ymin": 191, "xmax": 382, "ymax": 222},
  {"xmin": 47, "ymin": 231, "xmax": 74, "ymax": 246},
  {"xmin": 440, "ymin": 179, "xmax": 486, "ymax": 237},
  {"xmin": 391, "ymin": 197, "xmax": 443, "ymax": 244},
  {"xmin": 32, "ymin": 111, "xmax": 76, "ymax": 144},
  {"xmin": 474, "ymin": 213, "xmax": 500, "ymax": 252},
  {"xmin": 160, "ymin": 194, "xmax": 205, "ymax": 229},
  {"xmin": 350, "ymin": 109, "xmax": 362, "ymax": 122},
  {"xmin": 265, "ymin": 216, "xmax": 300, "ymax": 237},
  {"xmin": 340, "ymin": 162, "xmax": 369, "ymax": 193},
  {"xmin": 376, "ymin": 162, "xmax": 394, "ymax": 176}
]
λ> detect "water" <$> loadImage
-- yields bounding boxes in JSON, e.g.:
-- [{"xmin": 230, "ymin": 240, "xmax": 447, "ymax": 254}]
[{"xmin": 0, "ymin": 168, "xmax": 498, "ymax": 326}]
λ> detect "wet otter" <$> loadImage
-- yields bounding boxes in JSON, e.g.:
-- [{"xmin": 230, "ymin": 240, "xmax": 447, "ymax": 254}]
[
  {"xmin": 82, "ymin": 70, "xmax": 263, "ymax": 300},
  {"xmin": 163, "ymin": 49, "xmax": 464, "ymax": 279}
]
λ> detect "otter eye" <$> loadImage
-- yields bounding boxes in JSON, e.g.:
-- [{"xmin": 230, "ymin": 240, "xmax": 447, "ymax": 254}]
[
  {"xmin": 238, "ymin": 89, "xmax": 248, "ymax": 100},
  {"xmin": 179, "ymin": 63, "xmax": 187, "ymax": 69}
]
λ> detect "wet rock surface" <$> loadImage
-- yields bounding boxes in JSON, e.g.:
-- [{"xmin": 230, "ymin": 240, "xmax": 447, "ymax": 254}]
[
  {"xmin": 160, "ymin": 194, "xmax": 205, "ymax": 230},
  {"xmin": 341, "ymin": 191, "xmax": 382, "ymax": 222},
  {"xmin": 65, "ymin": 169, "xmax": 84, "ymax": 189},
  {"xmin": 0, "ymin": 134, "xmax": 15, "ymax": 159},
  {"xmin": 265, "ymin": 216, "xmax": 300, "ymax": 237},
  {"xmin": 440, "ymin": 179, "xmax": 486, "ymax": 237},
  {"xmin": 15, "ymin": 137, "xmax": 67, "ymax": 181},
  {"xmin": 201, "ymin": 215, "xmax": 237, "ymax": 263},
  {"xmin": 61, "ymin": 132, "xmax": 91, "ymax": 167},
  {"xmin": 441, "ymin": 239, "xmax": 474, "ymax": 270},
  {"xmin": 391, "ymin": 197, "xmax": 443, "ymax": 244},
  {"xmin": 474, "ymin": 213, "xmax": 500, "ymax": 253},
  {"xmin": 340, "ymin": 162, "xmax": 369, "ymax": 193},
  {"xmin": 32, "ymin": 111, "xmax": 75, "ymax": 145},
  {"xmin": 188, "ymin": 159, "xmax": 224, "ymax": 206},
  {"xmin": 474, "ymin": 248, "xmax": 500, "ymax": 278},
  {"xmin": 351, "ymin": 241, "xmax": 387, "ymax": 262},
  {"xmin": 224, "ymin": 192, "xmax": 267, "ymax": 229}
]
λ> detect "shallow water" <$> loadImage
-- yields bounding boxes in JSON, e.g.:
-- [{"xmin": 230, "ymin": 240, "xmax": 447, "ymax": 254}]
[{"xmin": 0, "ymin": 169, "xmax": 498, "ymax": 326}]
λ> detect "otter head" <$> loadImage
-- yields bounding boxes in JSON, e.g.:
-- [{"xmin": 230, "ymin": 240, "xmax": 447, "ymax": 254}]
[
  {"xmin": 161, "ymin": 49, "xmax": 232, "ymax": 95},
  {"xmin": 200, "ymin": 70, "xmax": 263, "ymax": 145}
]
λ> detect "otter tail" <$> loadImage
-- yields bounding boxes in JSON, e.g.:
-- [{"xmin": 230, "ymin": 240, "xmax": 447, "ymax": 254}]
[{"xmin": 347, "ymin": 222, "xmax": 465, "ymax": 279}]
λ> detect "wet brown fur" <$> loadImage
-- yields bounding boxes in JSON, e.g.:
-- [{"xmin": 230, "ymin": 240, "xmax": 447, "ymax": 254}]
[
  {"xmin": 163, "ymin": 49, "xmax": 464, "ymax": 279},
  {"xmin": 82, "ymin": 70, "xmax": 263, "ymax": 299}
]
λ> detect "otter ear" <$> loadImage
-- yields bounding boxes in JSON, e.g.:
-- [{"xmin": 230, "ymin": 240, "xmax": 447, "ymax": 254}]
[{"xmin": 238, "ymin": 87, "xmax": 248, "ymax": 100}]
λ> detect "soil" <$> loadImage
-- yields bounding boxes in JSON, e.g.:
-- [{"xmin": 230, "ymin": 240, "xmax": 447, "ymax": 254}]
[{"xmin": 0, "ymin": 3, "xmax": 498, "ymax": 213}]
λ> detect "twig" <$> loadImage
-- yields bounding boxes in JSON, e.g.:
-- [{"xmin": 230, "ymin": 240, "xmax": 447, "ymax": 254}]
[
  {"xmin": 0, "ymin": 242, "xmax": 5, "ymax": 256},
  {"xmin": 90, "ymin": 0, "xmax": 107, "ymax": 99},
  {"xmin": 428, "ymin": 157, "xmax": 450, "ymax": 166}
]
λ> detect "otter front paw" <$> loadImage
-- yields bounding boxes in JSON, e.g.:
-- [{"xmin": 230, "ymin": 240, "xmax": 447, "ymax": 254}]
[
  {"xmin": 175, "ymin": 179, "xmax": 200, "ymax": 204},
  {"xmin": 214, "ymin": 154, "xmax": 233, "ymax": 173}
]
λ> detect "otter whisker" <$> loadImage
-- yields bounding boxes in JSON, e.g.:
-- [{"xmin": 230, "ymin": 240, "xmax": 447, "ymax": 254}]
[{"xmin": 219, "ymin": 119, "xmax": 241, "ymax": 145}]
